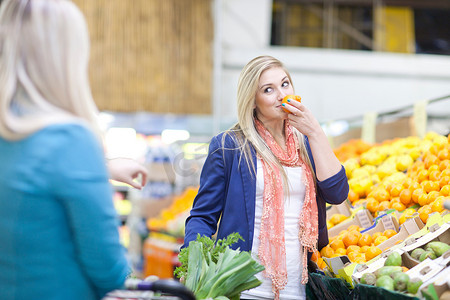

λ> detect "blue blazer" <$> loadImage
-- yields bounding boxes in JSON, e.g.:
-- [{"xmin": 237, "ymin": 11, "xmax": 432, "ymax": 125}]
[{"xmin": 183, "ymin": 132, "xmax": 349, "ymax": 253}]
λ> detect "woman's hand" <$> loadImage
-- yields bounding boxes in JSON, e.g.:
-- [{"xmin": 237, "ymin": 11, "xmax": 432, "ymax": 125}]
[
  {"xmin": 108, "ymin": 158, "xmax": 148, "ymax": 189},
  {"xmin": 282, "ymin": 99, "xmax": 342, "ymax": 181},
  {"xmin": 283, "ymin": 100, "xmax": 322, "ymax": 138}
]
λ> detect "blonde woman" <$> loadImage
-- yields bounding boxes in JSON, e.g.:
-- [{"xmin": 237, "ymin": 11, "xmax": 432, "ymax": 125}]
[
  {"xmin": 0, "ymin": 0, "xmax": 130, "ymax": 299},
  {"xmin": 183, "ymin": 56, "xmax": 349, "ymax": 300}
]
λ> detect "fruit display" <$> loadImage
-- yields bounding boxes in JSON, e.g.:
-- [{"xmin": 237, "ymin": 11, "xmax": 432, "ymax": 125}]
[{"xmin": 321, "ymin": 131, "xmax": 450, "ymax": 298}]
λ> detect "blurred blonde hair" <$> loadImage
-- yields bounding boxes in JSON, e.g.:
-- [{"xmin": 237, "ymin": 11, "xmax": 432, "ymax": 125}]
[
  {"xmin": 224, "ymin": 55, "xmax": 315, "ymax": 185},
  {"xmin": 0, "ymin": 0, "xmax": 101, "ymax": 140}
]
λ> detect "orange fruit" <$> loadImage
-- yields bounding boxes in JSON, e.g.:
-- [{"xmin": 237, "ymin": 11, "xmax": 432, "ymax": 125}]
[
  {"xmin": 425, "ymin": 181, "xmax": 440, "ymax": 193},
  {"xmin": 365, "ymin": 246, "xmax": 382, "ymax": 261},
  {"xmin": 320, "ymin": 245, "xmax": 334, "ymax": 258},
  {"xmin": 281, "ymin": 95, "xmax": 301, "ymax": 113},
  {"xmin": 442, "ymin": 169, "xmax": 450, "ymax": 178},
  {"xmin": 427, "ymin": 191, "xmax": 440, "ymax": 204},
  {"xmin": 417, "ymin": 169, "xmax": 429, "ymax": 183},
  {"xmin": 348, "ymin": 189, "xmax": 360, "ymax": 203},
  {"xmin": 342, "ymin": 231, "xmax": 360, "ymax": 248},
  {"xmin": 354, "ymin": 256, "xmax": 366, "ymax": 264},
  {"xmin": 366, "ymin": 198, "xmax": 380, "ymax": 214},
  {"xmin": 330, "ymin": 238, "xmax": 345, "ymax": 251},
  {"xmin": 378, "ymin": 201, "xmax": 390, "ymax": 212},
  {"xmin": 428, "ymin": 164, "xmax": 440, "ymax": 172},
  {"xmin": 335, "ymin": 248, "xmax": 347, "ymax": 256},
  {"xmin": 391, "ymin": 202, "xmax": 406, "ymax": 211},
  {"xmin": 372, "ymin": 231, "xmax": 383, "ymax": 241},
  {"xmin": 418, "ymin": 193, "xmax": 429, "ymax": 207},
  {"xmin": 374, "ymin": 235, "xmax": 388, "ymax": 246},
  {"xmin": 440, "ymin": 176, "xmax": 450, "ymax": 189},
  {"xmin": 402, "ymin": 177, "xmax": 413, "ymax": 189},
  {"xmin": 424, "ymin": 155, "xmax": 439, "ymax": 169},
  {"xmin": 429, "ymin": 170, "xmax": 442, "ymax": 182},
  {"xmin": 399, "ymin": 189, "xmax": 412, "ymax": 206},
  {"xmin": 348, "ymin": 224, "xmax": 361, "ymax": 232},
  {"xmin": 346, "ymin": 245, "xmax": 361, "ymax": 255},
  {"xmin": 383, "ymin": 229, "xmax": 397, "ymax": 238},
  {"xmin": 408, "ymin": 181, "xmax": 421, "ymax": 192},
  {"xmin": 330, "ymin": 214, "xmax": 348, "ymax": 225},
  {"xmin": 440, "ymin": 185, "xmax": 450, "ymax": 197},
  {"xmin": 358, "ymin": 233, "xmax": 373, "ymax": 247},
  {"xmin": 360, "ymin": 245, "xmax": 370, "ymax": 253},
  {"xmin": 431, "ymin": 197, "xmax": 445, "ymax": 213},
  {"xmin": 439, "ymin": 160, "xmax": 450, "ymax": 171},
  {"xmin": 374, "ymin": 188, "xmax": 390, "ymax": 202},
  {"xmin": 412, "ymin": 188, "xmax": 425, "ymax": 204},
  {"xmin": 418, "ymin": 205, "xmax": 432, "ymax": 223},
  {"xmin": 390, "ymin": 196, "xmax": 401, "ymax": 204},
  {"xmin": 319, "ymin": 258, "xmax": 327, "ymax": 269},
  {"xmin": 438, "ymin": 149, "xmax": 450, "ymax": 161},
  {"xmin": 347, "ymin": 251, "xmax": 360, "ymax": 262},
  {"xmin": 390, "ymin": 184, "xmax": 404, "ymax": 198},
  {"xmin": 311, "ymin": 250, "xmax": 321, "ymax": 262}
]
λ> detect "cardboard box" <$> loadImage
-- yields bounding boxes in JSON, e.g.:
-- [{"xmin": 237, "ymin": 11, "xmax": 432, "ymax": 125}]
[
  {"xmin": 328, "ymin": 209, "xmax": 374, "ymax": 237},
  {"xmin": 360, "ymin": 214, "xmax": 400, "ymax": 248},
  {"xmin": 376, "ymin": 215, "xmax": 425, "ymax": 252},
  {"xmin": 419, "ymin": 265, "xmax": 450, "ymax": 300},
  {"xmin": 402, "ymin": 222, "xmax": 450, "ymax": 269},
  {"xmin": 351, "ymin": 248, "xmax": 404, "ymax": 285},
  {"xmin": 405, "ymin": 258, "xmax": 446, "ymax": 294}
]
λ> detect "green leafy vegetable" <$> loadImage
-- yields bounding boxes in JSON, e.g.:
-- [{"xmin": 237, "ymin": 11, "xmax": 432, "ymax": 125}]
[{"xmin": 174, "ymin": 233, "xmax": 265, "ymax": 300}]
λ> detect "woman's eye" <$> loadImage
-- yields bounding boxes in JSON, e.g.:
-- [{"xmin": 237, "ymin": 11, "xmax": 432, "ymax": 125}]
[
  {"xmin": 264, "ymin": 87, "xmax": 273, "ymax": 93},
  {"xmin": 282, "ymin": 81, "xmax": 289, "ymax": 87}
]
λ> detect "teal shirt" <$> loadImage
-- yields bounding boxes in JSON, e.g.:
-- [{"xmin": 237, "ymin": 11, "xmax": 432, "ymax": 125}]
[{"xmin": 0, "ymin": 124, "xmax": 130, "ymax": 300}]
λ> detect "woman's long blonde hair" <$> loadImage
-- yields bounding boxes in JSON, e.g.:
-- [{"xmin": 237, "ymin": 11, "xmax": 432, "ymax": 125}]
[
  {"xmin": 0, "ymin": 0, "xmax": 101, "ymax": 140},
  {"xmin": 224, "ymin": 55, "xmax": 315, "ymax": 185}
]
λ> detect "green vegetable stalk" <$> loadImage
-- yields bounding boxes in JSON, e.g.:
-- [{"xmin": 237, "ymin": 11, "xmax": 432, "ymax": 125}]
[{"xmin": 174, "ymin": 233, "xmax": 265, "ymax": 300}]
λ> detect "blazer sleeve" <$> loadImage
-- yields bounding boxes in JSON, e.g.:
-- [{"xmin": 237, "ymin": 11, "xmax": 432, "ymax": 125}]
[
  {"xmin": 183, "ymin": 134, "xmax": 229, "ymax": 248},
  {"xmin": 304, "ymin": 136, "xmax": 349, "ymax": 205}
]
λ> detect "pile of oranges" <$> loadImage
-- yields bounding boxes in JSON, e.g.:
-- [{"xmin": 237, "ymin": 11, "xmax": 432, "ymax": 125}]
[
  {"xmin": 334, "ymin": 139, "xmax": 372, "ymax": 162},
  {"xmin": 346, "ymin": 133, "xmax": 450, "ymax": 223},
  {"xmin": 317, "ymin": 225, "xmax": 398, "ymax": 265}
]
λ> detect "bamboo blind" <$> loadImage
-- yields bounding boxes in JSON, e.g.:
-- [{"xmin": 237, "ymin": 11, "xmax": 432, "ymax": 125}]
[{"xmin": 73, "ymin": 0, "xmax": 213, "ymax": 114}]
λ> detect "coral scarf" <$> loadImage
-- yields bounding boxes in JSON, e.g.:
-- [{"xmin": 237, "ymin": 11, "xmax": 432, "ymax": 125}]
[{"xmin": 255, "ymin": 119, "xmax": 318, "ymax": 299}]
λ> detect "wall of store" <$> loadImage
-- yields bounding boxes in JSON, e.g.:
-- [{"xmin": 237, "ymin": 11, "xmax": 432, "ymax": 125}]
[{"xmin": 215, "ymin": 0, "xmax": 450, "ymax": 131}]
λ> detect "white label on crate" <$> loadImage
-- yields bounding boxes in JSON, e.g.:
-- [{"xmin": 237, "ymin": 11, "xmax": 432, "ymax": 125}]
[
  {"xmin": 357, "ymin": 210, "xmax": 372, "ymax": 229},
  {"xmin": 381, "ymin": 215, "xmax": 396, "ymax": 231},
  {"xmin": 361, "ymin": 112, "xmax": 377, "ymax": 144},
  {"xmin": 413, "ymin": 100, "xmax": 428, "ymax": 139}
]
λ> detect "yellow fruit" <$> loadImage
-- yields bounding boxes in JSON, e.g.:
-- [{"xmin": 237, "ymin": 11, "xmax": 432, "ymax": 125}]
[
  {"xmin": 329, "ymin": 214, "xmax": 348, "ymax": 226},
  {"xmin": 365, "ymin": 246, "xmax": 382, "ymax": 261},
  {"xmin": 326, "ymin": 220, "xmax": 334, "ymax": 229}
]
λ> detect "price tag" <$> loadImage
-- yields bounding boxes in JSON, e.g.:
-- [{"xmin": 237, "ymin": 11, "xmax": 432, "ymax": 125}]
[
  {"xmin": 357, "ymin": 210, "xmax": 372, "ymax": 229},
  {"xmin": 381, "ymin": 215, "xmax": 396, "ymax": 231},
  {"xmin": 361, "ymin": 112, "xmax": 377, "ymax": 144},
  {"xmin": 413, "ymin": 100, "xmax": 428, "ymax": 139}
]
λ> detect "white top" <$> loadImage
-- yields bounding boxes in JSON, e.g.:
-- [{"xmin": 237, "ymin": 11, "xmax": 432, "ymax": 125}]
[{"xmin": 241, "ymin": 159, "xmax": 306, "ymax": 300}]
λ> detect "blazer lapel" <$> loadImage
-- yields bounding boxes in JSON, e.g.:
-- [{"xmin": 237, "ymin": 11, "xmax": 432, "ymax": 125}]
[{"xmin": 240, "ymin": 148, "xmax": 257, "ymax": 248}]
